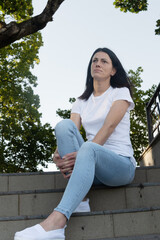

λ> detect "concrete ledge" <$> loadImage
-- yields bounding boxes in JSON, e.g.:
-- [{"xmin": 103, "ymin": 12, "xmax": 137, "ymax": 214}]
[
  {"xmin": 1, "ymin": 166, "xmax": 160, "ymax": 192},
  {"xmin": 90, "ymin": 234, "xmax": 160, "ymax": 239},
  {"xmin": 0, "ymin": 165, "xmax": 160, "ymax": 176},
  {"xmin": 1, "ymin": 207, "xmax": 160, "ymax": 240},
  {"xmin": 1, "ymin": 182, "xmax": 160, "ymax": 217},
  {"xmin": 0, "ymin": 182, "xmax": 160, "ymax": 196},
  {"xmin": 1, "ymin": 206, "xmax": 160, "ymax": 221}
]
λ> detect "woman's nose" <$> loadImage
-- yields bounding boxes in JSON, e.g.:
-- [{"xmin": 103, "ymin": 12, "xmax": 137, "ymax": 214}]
[
  {"xmin": 96, "ymin": 62, "xmax": 100, "ymax": 67},
  {"xmin": 96, "ymin": 61, "xmax": 100, "ymax": 67}
]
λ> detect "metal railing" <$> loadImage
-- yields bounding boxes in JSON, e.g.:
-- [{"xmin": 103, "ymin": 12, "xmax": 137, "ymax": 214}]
[{"xmin": 146, "ymin": 83, "xmax": 160, "ymax": 143}]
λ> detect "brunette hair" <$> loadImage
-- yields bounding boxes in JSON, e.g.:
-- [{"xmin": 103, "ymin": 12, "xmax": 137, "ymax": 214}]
[{"xmin": 79, "ymin": 47, "xmax": 132, "ymax": 100}]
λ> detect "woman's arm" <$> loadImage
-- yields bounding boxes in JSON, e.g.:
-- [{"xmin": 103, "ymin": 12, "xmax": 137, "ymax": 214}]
[
  {"xmin": 70, "ymin": 113, "xmax": 82, "ymax": 130},
  {"xmin": 92, "ymin": 100, "xmax": 130, "ymax": 145}
]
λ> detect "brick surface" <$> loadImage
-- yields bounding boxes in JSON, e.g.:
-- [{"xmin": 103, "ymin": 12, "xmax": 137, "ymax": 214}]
[
  {"xmin": 0, "ymin": 167, "xmax": 160, "ymax": 240},
  {"xmin": 126, "ymin": 185, "xmax": 160, "ymax": 209},
  {"xmin": 67, "ymin": 214, "xmax": 114, "ymax": 240},
  {"xmin": 0, "ymin": 166, "xmax": 159, "ymax": 193},
  {"xmin": 0, "ymin": 175, "xmax": 8, "ymax": 192},
  {"xmin": 113, "ymin": 210, "xmax": 160, "ymax": 237},
  {"xmin": 1, "ymin": 209, "xmax": 160, "ymax": 240},
  {"xmin": 19, "ymin": 192, "xmax": 63, "ymax": 216},
  {"xmin": 0, "ymin": 219, "xmax": 39, "ymax": 240},
  {"xmin": 1, "ymin": 183, "xmax": 160, "ymax": 217},
  {"xmin": 132, "ymin": 168, "xmax": 147, "ymax": 183},
  {"xmin": 8, "ymin": 174, "xmax": 55, "ymax": 191},
  {"xmin": 55, "ymin": 173, "xmax": 68, "ymax": 189},
  {"xmin": 0, "ymin": 195, "xmax": 18, "ymax": 217},
  {"xmin": 147, "ymin": 169, "xmax": 160, "ymax": 182},
  {"xmin": 89, "ymin": 187, "xmax": 126, "ymax": 211}
]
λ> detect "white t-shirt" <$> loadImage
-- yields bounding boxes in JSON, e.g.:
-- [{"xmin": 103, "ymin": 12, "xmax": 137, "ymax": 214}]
[{"xmin": 71, "ymin": 86, "xmax": 136, "ymax": 167}]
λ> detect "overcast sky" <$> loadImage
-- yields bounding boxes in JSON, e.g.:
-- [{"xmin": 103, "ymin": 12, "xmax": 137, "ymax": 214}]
[{"xmin": 32, "ymin": 0, "xmax": 160, "ymax": 128}]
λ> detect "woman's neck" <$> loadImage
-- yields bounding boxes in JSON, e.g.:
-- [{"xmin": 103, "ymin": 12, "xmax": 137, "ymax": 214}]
[{"xmin": 93, "ymin": 79, "xmax": 110, "ymax": 97}]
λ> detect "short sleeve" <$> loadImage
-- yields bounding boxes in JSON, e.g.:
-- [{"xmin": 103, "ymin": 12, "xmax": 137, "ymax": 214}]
[
  {"xmin": 113, "ymin": 87, "xmax": 134, "ymax": 111},
  {"xmin": 71, "ymin": 98, "xmax": 83, "ymax": 115}
]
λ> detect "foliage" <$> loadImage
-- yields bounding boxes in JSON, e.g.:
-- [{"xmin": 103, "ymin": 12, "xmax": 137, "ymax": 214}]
[
  {"xmin": 0, "ymin": 0, "xmax": 33, "ymax": 22},
  {"xmin": 128, "ymin": 67, "xmax": 156, "ymax": 161},
  {"xmin": 56, "ymin": 98, "xmax": 76, "ymax": 119},
  {"xmin": 155, "ymin": 19, "xmax": 160, "ymax": 35},
  {"xmin": 113, "ymin": 0, "xmax": 148, "ymax": 13},
  {"xmin": 0, "ymin": 33, "xmax": 56, "ymax": 173},
  {"xmin": 56, "ymin": 69, "xmax": 157, "ymax": 162}
]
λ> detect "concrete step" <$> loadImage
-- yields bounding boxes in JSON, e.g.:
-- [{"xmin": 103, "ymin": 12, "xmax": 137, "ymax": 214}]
[
  {"xmin": 1, "ymin": 166, "xmax": 160, "ymax": 192},
  {"xmin": 0, "ymin": 182, "xmax": 160, "ymax": 218},
  {"xmin": 1, "ymin": 207, "xmax": 160, "ymax": 240},
  {"xmin": 91, "ymin": 234, "xmax": 160, "ymax": 239}
]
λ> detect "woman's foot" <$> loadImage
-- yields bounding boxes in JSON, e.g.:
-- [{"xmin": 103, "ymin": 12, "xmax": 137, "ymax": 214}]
[
  {"xmin": 14, "ymin": 224, "xmax": 65, "ymax": 240},
  {"xmin": 73, "ymin": 198, "xmax": 91, "ymax": 213},
  {"xmin": 14, "ymin": 211, "xmax": 67, "ymax": 240}
]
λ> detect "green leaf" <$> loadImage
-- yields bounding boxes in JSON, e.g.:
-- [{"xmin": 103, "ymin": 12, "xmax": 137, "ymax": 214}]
[
  {"xmin": 155, "ymin": 19, "xmax": 160, "ymax": 35},
  {"xmin": 113, "ymin": 0, "xmax": 148, "ymax": 13}
]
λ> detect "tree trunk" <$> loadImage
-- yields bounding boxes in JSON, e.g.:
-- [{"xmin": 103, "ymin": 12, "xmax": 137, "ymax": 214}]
[{"xmin": 0, "ymin": 0, "xmax": 65, "ymax": 49}]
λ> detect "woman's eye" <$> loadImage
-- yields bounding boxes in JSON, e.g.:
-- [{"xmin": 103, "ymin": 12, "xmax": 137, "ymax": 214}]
[{"xmin": 92, "ymin": 59, "xmax": 97, "ymax": 63}]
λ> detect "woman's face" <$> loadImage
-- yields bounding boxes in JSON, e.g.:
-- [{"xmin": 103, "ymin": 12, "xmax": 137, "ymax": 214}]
[{"xmin": 91, "ymin": 51, "xmax": 116, "ymax": 81}]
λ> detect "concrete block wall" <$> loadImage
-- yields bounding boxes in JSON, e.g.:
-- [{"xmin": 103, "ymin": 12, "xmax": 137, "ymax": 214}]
[
  {"xmin": 1, "ymin": 167, "xmax": 160, "ymax": 239},
  {"xmin": 1, "ymin": 208, "xmax": 160, "ymax": 240},
  {"xmin": 1, "ymin": 166, "xmax": 160, "ymax": 192}
]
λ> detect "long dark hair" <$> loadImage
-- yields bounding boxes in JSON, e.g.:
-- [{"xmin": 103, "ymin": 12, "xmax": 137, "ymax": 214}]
[{"xmin": 79, "ymin": 47, "xmax": 133, "ymax": 100}]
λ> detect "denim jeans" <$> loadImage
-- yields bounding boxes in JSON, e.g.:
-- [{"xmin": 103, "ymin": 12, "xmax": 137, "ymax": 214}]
[{"xmin": 54, "ymin": 119, "xmax": 135, "ymax": 219}]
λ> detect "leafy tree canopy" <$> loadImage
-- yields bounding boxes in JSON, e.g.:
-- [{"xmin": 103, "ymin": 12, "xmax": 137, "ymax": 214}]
[
  {"xmin": 113, "ymin": 0, "xmax": 148, "ymax": 13},
  {"xmin": 0, "ymin": 2, "xmax": 56, "ymax": 173},
  {"xmin": 0, "ymin": 32, "xmax": 56, "ymax": 173},
  {"xmin": 0, "ymin": 0, "xmax": 33, "ymax": 22},
  {"xmin": 128, "ymin": 67, "xmax": 156, "ymax": 160}
]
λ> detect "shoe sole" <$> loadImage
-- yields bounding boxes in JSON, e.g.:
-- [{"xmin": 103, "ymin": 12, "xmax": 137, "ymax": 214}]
[{"xmin": 14, "ymin": 237, "xmax": 64, "ymax": 240}]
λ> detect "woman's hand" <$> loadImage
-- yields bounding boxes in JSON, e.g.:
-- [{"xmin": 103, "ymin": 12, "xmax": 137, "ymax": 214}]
[{"xmin": 53, "ymin": 150, "xmax": 77, "ymax": 179}]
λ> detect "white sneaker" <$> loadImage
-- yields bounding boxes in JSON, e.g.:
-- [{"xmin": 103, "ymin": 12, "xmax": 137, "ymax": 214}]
[
  {"xmin": 14, "ymin": 224, "xmax": 65, "ymax": 240},
  {"xmin": 73, "ymin": 198, "xmax": 91, "ymax": 213}
]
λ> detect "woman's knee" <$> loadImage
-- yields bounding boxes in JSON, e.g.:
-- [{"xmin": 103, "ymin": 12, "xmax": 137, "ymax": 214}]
[
  {"xmin": 79, "ymin": 142, "xmax": 96, "ymax": 154},
  {"xmin": 82, "ymin": 141, "xmax": 97, "ymax": 148},
  {"xmin": 55, "ymin": 119, "xmax": 75, "ymax": 136},
  {"xmin": 76, "ymin": 142, "xmax": 97, "ymax": 165}
]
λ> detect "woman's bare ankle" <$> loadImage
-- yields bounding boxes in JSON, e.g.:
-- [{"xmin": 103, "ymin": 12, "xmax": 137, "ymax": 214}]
[{"xmin": 40, "ymin": 211, "xmax": 67, "ymax": 231}]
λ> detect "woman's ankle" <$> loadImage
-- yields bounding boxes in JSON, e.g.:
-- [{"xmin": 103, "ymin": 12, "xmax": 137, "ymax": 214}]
[{"xmin": 40, "ymin": 211, "xmax": 67, "ymax": 231}]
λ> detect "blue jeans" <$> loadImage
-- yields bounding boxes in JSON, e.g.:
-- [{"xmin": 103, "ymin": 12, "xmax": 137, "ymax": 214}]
[{"xmin": 54, "ymin": 119, "xmax": 135, "ymax": 219}]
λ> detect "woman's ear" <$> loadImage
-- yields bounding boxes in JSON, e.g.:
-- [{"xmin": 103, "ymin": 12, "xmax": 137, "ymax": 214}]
[{"xmin": 111, "ymin": 68, "xmax": 116, "ymax": 76}]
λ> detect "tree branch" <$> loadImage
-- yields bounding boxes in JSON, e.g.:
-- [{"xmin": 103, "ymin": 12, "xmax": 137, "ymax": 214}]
[{"xmin": 0, "ymin": 0, "xmax": 65, "ymax": 49}]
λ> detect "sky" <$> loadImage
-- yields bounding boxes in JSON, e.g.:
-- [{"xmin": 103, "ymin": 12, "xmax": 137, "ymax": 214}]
[
  {"xmin": 31, "ymin": 0, "xmax": 160, "ymax": 171},
  {"xmin": 32, "ymin": 0, "xmax": 160, "ymax": 127}
]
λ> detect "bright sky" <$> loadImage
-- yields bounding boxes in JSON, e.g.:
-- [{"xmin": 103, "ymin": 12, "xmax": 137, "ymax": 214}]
[{"xmin": 32, "ymin": 0, "xmax": 160, "ymax": 128}]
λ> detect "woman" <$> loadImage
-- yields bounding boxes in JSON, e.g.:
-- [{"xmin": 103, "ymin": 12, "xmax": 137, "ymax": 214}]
[{"xmin": 14, "ymin": 47, "xmax": 136, "ymax": 240}]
